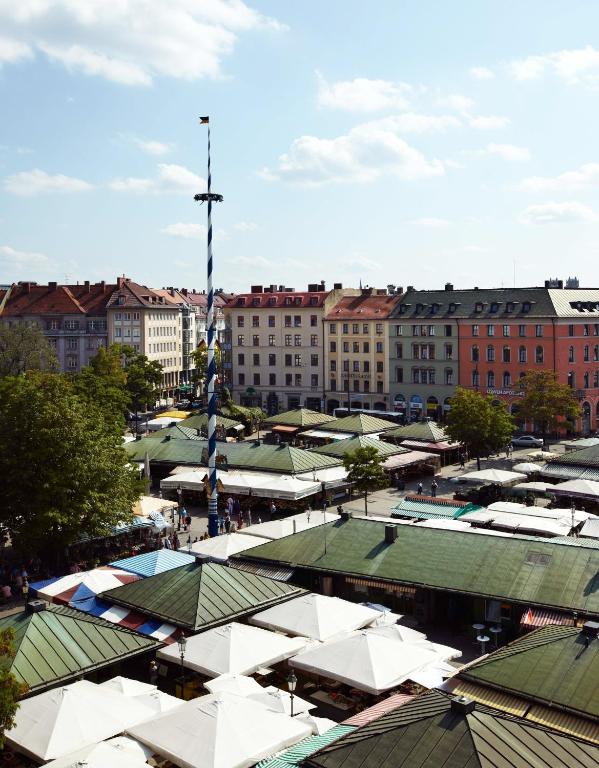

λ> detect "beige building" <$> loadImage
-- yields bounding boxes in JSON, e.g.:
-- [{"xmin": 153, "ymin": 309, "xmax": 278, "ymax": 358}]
[
  {"xmin": 106, "ymin": 277, "xmax": 181, "ymax": 397},
  {"xmin": 324, "ymin": 288, "xmax": 402, "ymax": 414},
  {"xmin": 224, "ymin": 283, "xmax": 357, "ymax": 414}
]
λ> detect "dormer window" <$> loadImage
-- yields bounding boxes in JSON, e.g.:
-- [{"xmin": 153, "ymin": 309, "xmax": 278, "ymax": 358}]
[
  {"xmin": 295, "ymin": 296, "xmax": 302, "ymax": 306},
  {"xmin": 431, "ymin": 303, "xmax": 439, "ymax": 314},
  {"xmin": 474, "ymin": 302, "xmax": 483, "ymax": 313},
  {"xmin": 252, "ymin": 297, "xmax": 260, "ymax": 306},
  {"xmin": 490, "ymin": 302, "xmax": 499, "ymax": 313},
  {"xmin": 268, "ymin": 297, "xmax": 276, "ymax": 306},
  {"xmin": 522, "ymin": 301, "xmax": 531, "ymax": 313},
  {"xmin": 284, "ymin": 297, "xmax": 292, "ymax": 305},
  {"xmin": 448, "ymin": 303, "xmax": 456, "ymax": 314},
  {"xmin": 118, "ymin": 295, "xmax": 125, "ymax": 305},
  {"xmin": 506, "ymin": 302, "xmax": 514, "ymax": 313},
  {"xmin": 309, "ymin": 296, "xmax": 318, "ymax": 305},
  {"xmin": 238, "ymin": 297, "xmax": 246, "ymax": 306},
  {"xmin": 415, "ymin": 303, "xmax": 423, "ymax": 314}
]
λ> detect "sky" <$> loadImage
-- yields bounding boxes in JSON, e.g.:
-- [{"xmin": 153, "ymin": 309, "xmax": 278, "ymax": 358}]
[{"xmin": 1, "ymin": 1, "xmax": 599, "ymax": 293}]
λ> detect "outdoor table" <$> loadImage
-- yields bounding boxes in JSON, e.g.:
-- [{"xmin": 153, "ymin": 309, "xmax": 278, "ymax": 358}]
[
  {"xmin": 311, "ymin": 689, "xmax": 353, "ymax": 711},
  {"xmin": 472, "ymin": 623, "xmax": 485, "ymax": 641},
  {"xmin": 489, "ymin": 626, "xmax": 502, "ymax": 649},
  {"xmin": 476, "ymin": 634, "xmax": 490, "ymax": 655}
]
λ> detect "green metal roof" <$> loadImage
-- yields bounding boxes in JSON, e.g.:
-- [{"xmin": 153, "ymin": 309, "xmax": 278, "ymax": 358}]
[
  {"xmin": 144, "ymin": 424, "xmax": 203, "ymax": 441},
  {"xmin": 235, "ymin": 517, "xmax": 599, "ymax": 616},
  {"xmin": 319, "ymin": 413, "xmax": 397, "ymax": 434},
  {"xmin": 308, "ymin": 435, "xmax": 408, "ymax": 459},
  {"xmin": 125, "ymin": 437, "xmax": 342, "ymax": 474},
  {"xmin": 392, "ymin": 498, "xmax": 482, "ymax": 520},
  {"xmin": 459, "ymin": 625, "xmax": 599, "ymax": 719},
  {"xmin": 0, "ymin": 604, "xmax": 160, "ymax": 694},
  {"xmin": 383, "ymin": 421, "xmax": 449, "ymax": 442},
  {"xmin": 264, "ymin": 408, "xmax": 337, "ymax": 427},
  {"xmin": 547, "ymin": 444, "xmax": 599, "ymax": 467},
  {"xmin": 181, "ymin": 413, "xmax": 244, "ymax": 431},
  {"xmin": 255, "ymin": 725, "xmax": 355, "ymax": 768},
  {"xmin": 101, "ymin": 562, "xmax": 305, "ymax": 631},
  {"xmin": 306, "ymin": 689, "xmax": 599, "ymax": 768}
]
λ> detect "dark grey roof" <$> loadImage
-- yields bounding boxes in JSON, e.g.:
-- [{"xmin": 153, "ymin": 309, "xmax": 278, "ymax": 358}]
[{"xmin": 548, "ymin": 444, "xmax": 599, "ymax": 468}]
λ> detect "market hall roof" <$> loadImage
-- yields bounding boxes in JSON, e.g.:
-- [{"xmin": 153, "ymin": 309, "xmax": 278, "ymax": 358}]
[
  {"xmin": 0, "ymin": 602, "xmax": 161, "ymax": 695},
  {"xmin": 457, "ymin": 625, "xmax": 599, "ymax": 721},
  {"xmin": 124, "ymin": 436, "xmax": 342, "ymax": 474},
  {"xmin": 263, "ymin": 408, "xmax": 337, "ymax": 428},
  {"xmin": 304, "ymin": 689, "xmax": 599, "ymax": 768},
  {"xmin": 101, "ymin": 561, "xmax": 306, "ymax": 631},
  {"xmin": 233, "ymin": 517, "xmax": 599, "ymax": 617},
  {"xmin": 383, "ymin": 421, "xmax": 449, "ymax": 442},
  {"xmin": 318, "ymin": 413, "xmax": 398, "ymax": 435},
  {"xmin": 308, "ymin": 435, "xmax": 409, "ymax": 459}
]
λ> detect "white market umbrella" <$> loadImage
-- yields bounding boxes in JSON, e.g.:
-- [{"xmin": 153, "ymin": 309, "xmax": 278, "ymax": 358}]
[
  {"xmin": 459, "ymin": 469, "xmax": 527, "ymax": 486},
  {"xmin": 512, "ymin": 462, "xmax": 542, "ymax": 474},
  {"xmin": 294, "ymin": 712, "xmax": 338, "ymax": 735},
  {"xmin": 247, "ymin": 685, "xmax": 316, "ymax": 716},
  {"xmin": 409, "ymin": 660, "xmax": 457, "ymax": 689},
  {"xmin": 185, "ymin": 533, "xmax": 270, "ymax": 562},
  {"xmin": 45, "ymin": 736, "xmax": 154, "ymax": 768},
  {"xmin": 134, "ymin": 689, "xmax": 184, "ymax": 716},
  {"xmin": 157, "ymin": 622, "xmax": 307, "ymax": 678},
  {"xmin": 290, "ymin": 631, "xmax": 441, "ymax": 695},
  {"xmin": 100, "ymin": 676, "xmax": 156, "ymax": 697},
  {"xmin": 127, "ymin": 692, "xmax": 312, "ymax": 768},
  {"xmin": 204, "ymin": 674, "xmax": 265, "ymax": 697},
  {"xmin": 250, "ymin": 593, "xmax": 382, "ymax": 642},
  {"xmin": 553, "ymin": 478, "xmax": 599, "ymax": 499},
  {"xmin": 370, "ymin": 625, "xmax": 461, "ymax": 662},
  {"xmin": 6, "ymin": 680, "xmax": 155, "ymax": 762}
]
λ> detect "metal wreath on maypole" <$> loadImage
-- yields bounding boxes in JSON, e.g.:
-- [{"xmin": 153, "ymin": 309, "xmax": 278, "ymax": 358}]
[{"xmin": 195, "ymin": 116, "xmax": 223, "ymax": 537}]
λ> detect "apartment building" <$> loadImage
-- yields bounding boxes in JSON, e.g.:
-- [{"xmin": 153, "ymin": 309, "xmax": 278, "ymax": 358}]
[
  {"xmin": 324, "ymin": 288, "xmax": 401, "ymax": 414},
  {"xmin": 224, "ymin": 283, "xmax": 357, "ymax": 414},
  {"xmin": 0, "ymin": 280, "xmax": 116, "ymax": 372},
  {"xmin": 106, "ymin": 277, "xmax": 181, "ymax": 396}
]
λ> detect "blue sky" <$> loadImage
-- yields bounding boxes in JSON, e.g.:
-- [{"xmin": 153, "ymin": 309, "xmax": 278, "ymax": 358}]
[{"xmin": 1, "ymin": 1, "xmax": 599, "ymax": 292}]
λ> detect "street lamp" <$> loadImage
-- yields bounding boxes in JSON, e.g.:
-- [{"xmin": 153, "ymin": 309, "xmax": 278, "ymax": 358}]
[
  {"xmin": 177, "ymin": 485, "xmax": 183, "ymax": 530},
  {"xmin": 178, "ymin": 634, "xmax": 187, "ymax": 699},
  {"xmin": 287, "ymin": 670, "xmax": 297, "ymax": 717}
]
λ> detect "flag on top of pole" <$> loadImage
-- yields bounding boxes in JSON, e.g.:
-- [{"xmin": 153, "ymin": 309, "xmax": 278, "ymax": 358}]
[{"xmin": 199, "ymin": 116, "xmax": 209, "ymax": 124}]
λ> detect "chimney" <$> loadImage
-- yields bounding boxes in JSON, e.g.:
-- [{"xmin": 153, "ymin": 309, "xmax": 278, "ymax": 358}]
[
  {"xmin": 84, "ymin": 280, "xmax": 90, "ymax": 293},
  {"xmin": 319, "ymin": 281, "xmax": 326, "ymax": 291},
  {"xmin": 251, "ymin": 285, "xmax": 263, "ymax": 294},
  {"xmin": 117, "ymin": 276, "xmax": 127, "ymax": 288},
  {"xmin": 445, "ymin": 283, "xmax": 454, "ymax": 291},
  {"xmin": 407, "ymin": 285, "xmax": 415, "ymax": 292},
  {"xmin": 451, "ymin": 696, "xmax": 475, "ymax": 715},
  {"xmin": 48, "ymin": 281, "xmax": 57, "ymax": 290},
  {"xmin": 333, "ymin": 283, "xmax": 342, "ymax": 290},
  {"xmin": 100, "ymin": 280, "xmax": 106, "ymax": 292},
  {"xmin": 384, "ymin": 524, "xmax": 398, "ymax": 544}
]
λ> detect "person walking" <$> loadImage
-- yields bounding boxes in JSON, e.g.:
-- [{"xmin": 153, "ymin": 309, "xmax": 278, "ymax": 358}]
[
  {"xmin": 431, "ymin": 479, "xmax": 438, "ymax": 498},
  {"xmin": 459, "ymin": 453, "xmax": 465, "ymax": 470},
  {"xmin": 270, "ymin": 500, "xmax": 277, "ymax": 517},
  {"xmin": 226, "ymin": 496, "xmax": 234, "ymax": 516},
  {"xmin": 417, "ymin": 482, "xmax": 423, "ymax": 495},
  {"xmin": 224, "ymin": 514, "xmax": 231, "ymax": 534},
  {"xmin": 149, "ymin": 660, "xmax": 159, "ymax": 686},
  {"xmin": 233, "ymin": 498, "xmax": 242, "ymax": 529}
]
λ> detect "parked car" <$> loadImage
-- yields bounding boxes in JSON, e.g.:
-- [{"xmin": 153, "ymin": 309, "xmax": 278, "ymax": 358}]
[{"xmin": 511, "ymin": 434, "xmax": 543, "ymax": 448}]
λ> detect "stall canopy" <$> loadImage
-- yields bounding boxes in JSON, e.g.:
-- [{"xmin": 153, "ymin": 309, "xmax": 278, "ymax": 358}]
[
  {"xmin": 133, "ymin": 495, "xmax": 178, "ymax": 517},
  {"xmin": 250, "ymin": 593, "xmax": 382, "ymax": 641},
  {"xmin": 512, "ymin": 463, "xmax": 543, "ymax": 474},
  {"xmin": 45, "ymin": 736, "xmax": 154, "ymax": 768},
  {"xmin": 295, "ymin": 466, "xmax": 349, "ymax": 488},
  {"xmin": 552, "ymin": 478, "xmax": 599, "ymax": 500},
  {"xmin": 147, "ymin": 416, "xmax": 184, "ymax": 431},
  {"xmin": 6, "ymin": 680, "xmax": 158, "ymax": 762},
  {"xmin": 289, "ymin": 630, "xmax": 452, "ymax": 695},
  {"xmin": 264, "ymin": 408, "xmax": 337, "ymax": 428},
  {"xmin": 513, "ymin": 481, "xmax": 551, "ymax": 493},
  {"xmin": 460, "ymin": 508, "xmax": 573, "ymax": 537},
  {"xmin": 30, "ymin": 567, "xmax": 140, "ymax": 607},
  {"xmin": 128, "ymin": 692, "xmax": 312, "ymax": 768},
  {"xmin": 185, "ymin": 533, "xmax": 271, "ymax": 562},
  {"xmin": 157, "ymin": 622, "xmax": 308, "ymax": 677},
  {"xmin": 204, "ymin": 674, "xmax": 264, "ymax": 697},
  {"xmin": 459, "ymin": 469, "xmax": 527, "ymax": 485},
  {"xmin": 242, "ymin": 511, "xmax": 340, "ymax": 541},
  {"xmin": 383, "ymin": 451, "xmax": 439, "ymax": 471},
  {"xmin": 301, "ymin": 429, "xmax": 352, "ymax": 441},
  {"xmin": 161, "ymin": 469, "xmax": 322, "ymax": 501},
  {"xmin": 111, "ymin": 549, "xmax": 195, "ymax": 577},
  {"xmin": 247, "ymin": 686, "xmax": 316, "ymax": 716}
]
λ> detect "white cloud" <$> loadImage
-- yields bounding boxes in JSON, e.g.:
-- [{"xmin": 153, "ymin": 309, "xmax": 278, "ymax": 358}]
[
  {"xmin": 4, "ymin": 168, "xmax": 93, "ymax": 196},
  {"xmin": 261, "ymin": 118, "xmax": 446, "ymax": 186},
  {"xmin": 229, "ymin": 255, "xmax": 272, "ymax": 266},
  {"xmin": 485, "ymin": 143, "xmax": 530, "ymax": 162},
  {"xmin": 412, "ymin": 217, "xmax": 450, "ymax": 228},
  {"xmin": 520, "ymin": 163, "xmax": 599, "ymax": 192},
  {"xmin": 509, "ymin": 46, "xmax": 599, "ymax": 87},
  {"xmin": 469, "ymin": 66, "xmax": 494, "ymax": 80},
  {"xmin": 345, "ymin": 254, "xmax": 379, "ymax": 271},
  {"xmin": 234, "ymin": 221, "xmax": 259, "ymax": 231},
  {"xmin": 316, "ymin": 71, "xmax": 412, "ymax": 112},
  {"xmin": 110, "ymin": 163, "xmax": 204, "ymax": 194},
  {"xmin": 468, "ymin": 115, "xmax": 510, "ymax": 129},
  {"xmin": 374, "ymin": 113, "xmax": 461, "ymax": 134},
  {"xmin": 520, "ymin": 201, "xmax": 597, "ymax": 224},
  {"xmin": 0, "ymin": 244, "xmax": 48, "ymax": 268},
  {"xmin": 132, "ymin": 138, "xmax": 174, "ymax": 156},
  {"xmin": 0, "ymin": 0, "xmax": 283, "ymax": 85},
  {"xmin": 438, "ymin": 93, "xmax": 474, "ymax": 113},
  {"xmin": 160, "ymin": 222, "xmax": 206, "ymax": 239}
]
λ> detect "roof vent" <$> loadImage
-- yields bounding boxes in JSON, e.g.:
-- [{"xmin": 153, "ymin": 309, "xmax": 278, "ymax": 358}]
[
  {"xmin": 26, "ymin": 600, "xmax": 47, "ymax": 613},
  {"xmin": 582, "ymin": 621, "xmax": 599, "ymax": 638},
  {"xmin": 451, "ymin": 696, "xmax": 475, "ymax": 715},
  {"xmin": 384, "ymin": 524, "xmax": 398, "ymax": 544}
]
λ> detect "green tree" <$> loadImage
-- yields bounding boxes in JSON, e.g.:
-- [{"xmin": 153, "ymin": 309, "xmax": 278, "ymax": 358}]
[
  {"xmin": 0, "ymin": 629, "xmax": 26, "ymax": 749},
  {"xmin": 343, "ymin": 446, "xmax": 387, "ymax": 516},
  {"xmin": 71, "ymin": 345, "xmax": 131, "ymax": 425},
  {"xmin": 0, "ymin": 322, "xmax": 58, "ymax": 377},
  {"xmin": 445, "ymin": 388, "xmax": 514, "ymax": 470},
  {"xmin": 119, "ymin": 346, "xmax": 163, "ymax": 413},
  {"xmin": 191, "ymin": 340, "xmax": 222, "ymax": 393},
  {"xmin": 517, "ymin": 371, "xmax": 581, "ymax": 441},
  {"xmin": 0, "ymin": 373, "xmax": 145, "ymax": 564}
]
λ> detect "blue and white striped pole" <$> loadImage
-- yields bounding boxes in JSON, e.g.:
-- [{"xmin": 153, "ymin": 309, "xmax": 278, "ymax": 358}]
[{"xmin": 196, "ymin": 117, "xmax": 223, "ymax": 537}]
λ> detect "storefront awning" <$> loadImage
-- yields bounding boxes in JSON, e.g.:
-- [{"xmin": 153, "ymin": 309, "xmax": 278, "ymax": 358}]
[
  {"xmin": 519, "ymin": 607, "xmax": 575, "ymax": 630},
  {"xmin": 272, "ymin": 424, "xmax": 300, "ymax": 433}
]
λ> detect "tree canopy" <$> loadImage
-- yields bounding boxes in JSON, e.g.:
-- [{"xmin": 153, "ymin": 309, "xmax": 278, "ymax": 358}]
[
  {"xmin": 343, "ymin": 445, "xmax": 387, "ymax": 515},
  {"xmin": 445, "ymin": 388, "xmax": 514, "ymax": 470},
  {"xmin": 0, "ymin": 322, "xmax": 58, "ymax": 377},
  {"xmin": 0, "ymin": 629, "xmax": 25, "ymax": 749},
  {"xmin": 119, "ymin": 345, "xmax": 163, "ymax": 413},
  {"xmin": 517, "ymin": 371, "xmax": 581, "ymax": 438},
  {"xmin": 0, "ymin": 372, "xmax": 145, "ymax": 563},
  {"xmin": 191, "ymin": 340, "xmax": 222, "ymax": 391},
  {"xmin": 71, "ymin": 345, "xmax": 130, "ymax": 425}
]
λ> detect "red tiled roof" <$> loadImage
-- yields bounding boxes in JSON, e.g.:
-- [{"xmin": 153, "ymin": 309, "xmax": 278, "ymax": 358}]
[
  {"xmin": 106, "ymin": 280, "xmax": 178, "ymax": 310},
  {"xmin": 226, "ymin": 291, "xmax": 328, "ymax": 309},
  {"xmin": 2, "ymin": 282, "xmax": 116, "ymax": 316},
  {"xmin": 325, "ymin": 293, "xmax": 400, "ymax": 320}
]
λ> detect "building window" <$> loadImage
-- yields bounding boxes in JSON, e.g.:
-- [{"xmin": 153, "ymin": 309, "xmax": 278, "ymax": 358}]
[
  {"xmin": 568, "ymin": 346, "xmax": 575, "ymax": 363},
  {"xmin": 253, "ymin": 353, "xmax": 260, "ymax": 366},
  {"xmin": 396, "ymin": 343, "xmax": 403, "ymax": 359},
  {"xmin": 269, "ymin": 373, "xmax": 276, "ymax": 385},
  {"xmin": 285, "ymin": 335, "xmax": 292, "ymax": 346},
  {"xmin": 363, "ymin": 341, "xmax": 370, "ymax": 353},
  {"xmin": 330, "ymin": 323, "xmax": 337, "ymax": 334},
  {"xmin": 268, "ymin": 334, "xmax": 275, "ymax": 346},
  {"xmin": 343, "ymin": 341, "xmax": 350, "ymax": 353},
  {"xmin": 502, "ymin": 346, "xmax": 511, "ymax": 363},
  {"xmin": 503, "ymin": 325, "xmax": 510, "ymax": 337},
  {"xmin": 237, "ymin": 316, "xmax": 245, "ymax": 327},
  {"xmin": 568, "ymin": 324, "xmax": 574, "ymax": 337},
  {"xmin": 114, "ymin": 313, "xmax": 121, "ymax": 322},
  {"xmin": 536, "ymin": 346, "xmax": 544, "ymax": 364},
  {"xmin": 285, "ymin": 354, "xmax": 292, "ymax": 366},
  {"xmin": 595, "ymin": 371, "xmax": 599, "ymax": 388},
  {"xmin": 353, "ymin": 380, "xmax": 360, "ymax": 392},
  {"xmin": 286, "ymin": 374, "xmax": 292, "ymax": 386},
  {"xmin": 519, "ymin": 346, "xmax": 527, "ymax": 363},
  {"xmin": 330, "ymin": 378, "xmax": 337, "ymax": 391},
  {"xmin": 376, "ymin": 342, "xmax": 383, "ymax": 353},
  {"xmin": 472, "ymin": 325, "xmax": 479, "ymax": 337},
  {"xmin": 330, "ymin": 360, "xmax": 337, "ymax": 371},
  {"xmin": 268, "ymin": 315, "xmax": 275, "ymax": 327},
  {"xmin": 351, "ymin": 341, "xmax": 358, "ymax": 353},
  {"xmin": 376, "ymin": 381, "xmax": 383, "ymax": 393},
  {"xmin": 363, "ymin": 380, "xmax": 370, "ymax": 392},
  {"xmin": 284, "ymin": 315, "xmax": 292, "ymax": 327},
  {"xmin": 594, "ymin": 345, "xmax": 599, "ymax": 362},
  {"xmin": 294, "ymin": 354, "xmax": 302, "ymax": 367},
  {"xmin": 353, "ymin": 360, "xmax": 360, "ymax": 372},
  {"xmin": 268, "ymin": 353, "xmax": 276, "ymax": 366},
  {"xmin": 363, "ymin": 361, "xmax": 370, "ymax": 373},
  {"xmin": 253, "ymin": 373, "xmax": 260, "ymax": 385},
  {"xmin": 342, "ymin": 323, "xmax": 349, "ymax": 334},
  {"xmin": 584, "ymin": 324, "xmax": 590, "ymax": 336},
  {"xmin": 294, "ymin": 316, "xmax": 302, "ymax": 327},
  {"xmin": 583, "ymin": 371, "xmax": 590, "ymax": 389},
  {"xmin": 252, "ymin": 316, "xmax": 259, "ymax": 327},
  {"xmin": 294, "ymin": 335, "xmax": 302, "ymax": 346},
  {"xmin": 115, "ymin": 328, "xmax": 122, "ymax": 338},
  {"xmin": 352, "ymin": 323, "xmax": 359, "ymax": 334},
  {"xmin": 472, "ymin": 345, "xmax": 479, "ymax": 362},
  {"xmin": 311, "ymin": 315, "xmax": 318, "ymax": 327},
  {"xmin": 584, "ymin": 345, "xmax": 590, "ymax": 362},
  {"xmin": 376, "ymin": 361, "xmax": 384, "ymax": 373},
  {"xmin": 395, "ymin": 324, "xmax": 403, "ymax": 336},
  {"xmin": 503, "ymin": 371, "xmax": 511, "ymax": 387},
  {"xmin": 330, "ymin": 341, "xmax": 337, "ymax": 352},
  {"xmin": 487, "ymin": 325, "xmax": 495, "ymax": 337},
  {"xmin": 311, "ymin": 334, "xmax": 318, "ymax": 347},
  {"xmin": 396, "ymin": 367, "xmax": 403, "ymax": 383},
  {"xmin": 295, "ymin": 373, "xmax": 302, "ymax": 386},
  {"xmin": 472, "ymin": 370, "xmax": 480, "ymax": 387},
  {"xmin": 237, "ymin": 334, "xmax": 244, "ymax": 346},
  {"xmin": 535, "ymin": 325, "xmax": 543, "ymax": 337},
  {"xmin": 252, "ymin": 335, "xmax": 259, "ymax": 346},
  {"xmin": 343, "ymin": 360, "xmax": 349, "ymax": 372},
  {"xmin": 311, "ymin": 354, "xmax": 318, "ymax": 366},
  {"xmin": 487, "ymin": 371, "xmax": 495, "ymax": 388},
  {"xmin": 67, "ymin": 338, "xmax": 78, "ymax": 350},
  {"xmin": 487, "ymin": 345, "xmax": 495, "ymax": 362},
  {"xmin": 238, "ymin": 373, "xmax": 245, "ymax": 385},
  {"xmin": 311, "ymin": 374, "xmax": 319, "ymax": 387},
  {"xmin": 445, "ymin": 325, "xmax": 452, "ymax": 337},
  {"xmin": 444, "ymin": 343, "xmax": 453, "ymax": 360},
  {"xmin": 445, "ymin": 369, "xmax": 453, "ymax": 385},
  {"xmin": 363, "ymin": 323, "xmax": 369, "ymax": 334},
  {"xmin": 66, "ymin": 356, "xmax": 78, "ymax": 369},
  {"xmin": 237, "ymin": 353, "xmax": 245, "ymax": 366},
  {"xmin": 519, "ymin": 325, "xmax": 526, "ymax": 337}
]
